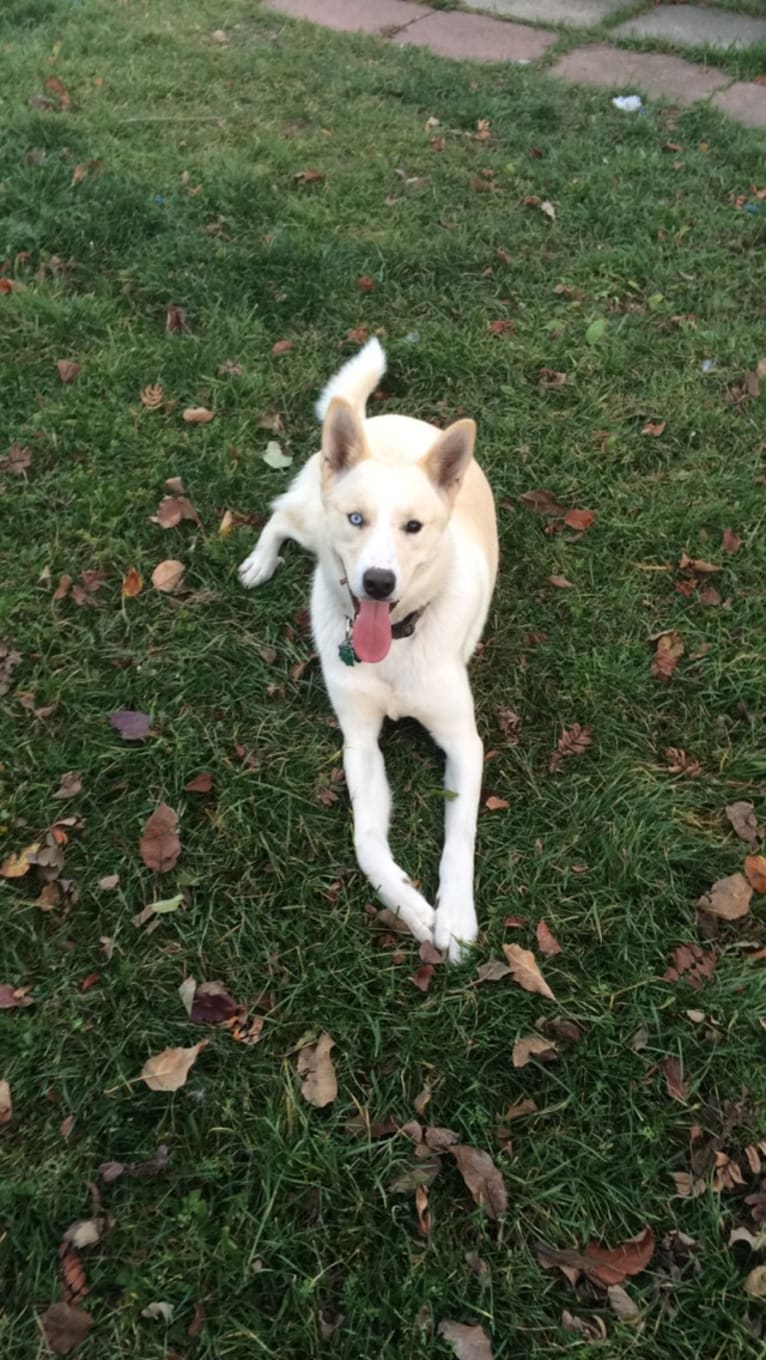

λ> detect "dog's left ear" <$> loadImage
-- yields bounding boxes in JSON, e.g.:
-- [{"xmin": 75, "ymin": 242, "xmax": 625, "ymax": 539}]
[
  {"xmin": 321, "ymin": 397, "xmax": 368, "ymax": 483},
  {"xmin": 422, "ymin": 419, "xmax": 476, "ymax": 497}
]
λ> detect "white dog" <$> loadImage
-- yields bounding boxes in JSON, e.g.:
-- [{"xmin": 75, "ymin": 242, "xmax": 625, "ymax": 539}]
[{"xmin": 239, "ymin": 339, "xmax": 498, "ymax": 960}]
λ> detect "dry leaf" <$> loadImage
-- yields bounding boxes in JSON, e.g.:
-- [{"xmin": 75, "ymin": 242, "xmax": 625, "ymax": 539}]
[
  {"xmin": 506, "ymin": 1097, "xmax": 537, "ymax": 1120},
  {"xmin": 539, "ymin": 368, "xmax": 567, "ymax": 389},
  {"xmin": 502, "ymin": 944, "xmax": 555, "ymax": 1000},
  {"xmin": 512, "ymin": 1034, "xmax": 557, "ymax": 1068},
  {"xmin": 651, "ymin": 630, "xmax": 684, "ymax": 682},
  {"xmin": 549, "ymin": 722, "xmax": 592, "ymax": 774},
  {"xmin": 190, "ymin": 980, "xmax": 241, "ymax": 1025},
  {"xmin": 356, "ymin": 275, "xmax": 375, "ymax": 292},
  {"xmin": 110, "ymin": 710, "xmax": 151, "ymax": 741},
  {"xmin": 139, "ymin": 803, "xmax": 181, "ymax": 873},
  {"xmin": 451, "ymin": 1145, "xmax": 507, "ymax": 1220},
  {"xmin": 541, "ymin": 199, "xmax": 556, "ymax": 220},
  {"xmin": 744, "ymin": 1265, "xmax": 766, "ymax": 1298},
  {"xmin": 484, "ymin": 795, "xmax": 509, "ymax": 811},
  {"xmin": 535, "ymin": 1226, "xmax": 655, "ymax": 1287},
  {"xmin": 519, "ymin": 489, "xmax": 567, "ymax": 516},
  {"xmin": 699, "ymin": 583, "xmax": 721, "ymax": 607},
  {"xmin": 563, "ymin": 508, "xmax": 594, "ymax": 532},
  {"xmin": 0, "ymin": 1080, "xmax": 11, "ymax": 1125},
  {"xmin": 151, "ymin": 559, "xmax": 185, "ymax": 592},
  {"xmin": 671, "ymin": 1170, "xmax": 706, "ymax": 1198},
  {"xmin": 53, "ymin": 771, "xmax": 82, "ymax": 800},
  {"xmin": 664, "ymin": 942, "xmax": 716, "ymax": 987},
  {"xmin": 39, "ymin": 1302, "xmax": 93, "ymax": 1355},
  {"xmin": 722, "ymin": 527, "xmax": 742, "ymax": 555},
  {"xmin": 438, "ymin": 1320, "xmax": 493, "ymax": 1360},
  {"xmin": 44, "ymin": 75, "xmax": 70, "ymax": 108},
  {"xmin": 561, "ymin": 1311, "xmax": 607, "ymax": 1342},
  {"xmin": 182, "ymin": 406, "xmax": 214, "ymax": 425},
  {"xmin": 272, "ymin": 339, "xmax": 293, "ymax": 355},
  {"xmin": 140, "ymin": 1041, "xmax": 207, "ymax": 1091},
  {"xmin": 141, "ymin": 1301, "xmax": 174, "ymax": 1323},
  {"xmin": 607, "ymin": 1284, "xmax": 642, "ymax": 1324},
  {"xmin": 185, "ymin": 772, "xmax": 213, "ymax": 794},
  {"xmin": 1, "ymin": 842, "xmax": 41, "ymax": 878},
  {"xmin": 294, "ymin": 168, "xmax": 324, "ymax": 183},
  {"xmin": 642, "ymin": 420, "xmax": 666, "ymax": 437},
  {"xmin": 697, "ymin": 872, "xmax": 752, "ymax": 920},
  {"xmin": 662, "ymin": 1055, "xmax": 690, "ymax": 1102},
  {"xmin": 165, "ymin": 302, "xmax": 190, "ymax": 334},
  {"xmin": 98, "ymin": 874, "xmax": 119, "ymax": 890},
  {"xmin": 663, "ymin": 747, "xmax": 701, "ymax": 778},
  {"xmin": 152, "ymin": 494, "xmax": 200, "ymax": 528},
  {"xmin": 547, "ymin": 575, "xmax": 574, "ymax": 589},
  {"xmin": 725, "ymin": 801, "xmax": 760, "ymax": 847},
  {"xmin": 474, "ymin": 957, "xmax": 512, "ymax": 984},
  {"xmin": 297, "ymin": 1032, "xmax": 337, "ymax": 1107},
  {"xmin": 56, "ymin": 359, "xmax": 80, "ymax": 384},
  {"xmin": 487, "ymin": 319, "xmax": 514, "ymax": 336},
  {"xmin": 0, "ymin": 443, "xmax": 32, "ymax": 476},
  {"xmin": 744, "ymin": 855, "xmax": 766, "ymax": 894},
  {"xmin": 121, "ymin": 567, "xmax": 143, "ymax": 598},
  {"xmin": 536, "ymin": 921, "xmax": 561, "ymax": 957},
  {"xmin": 678, "ymin": 551, "xmax": 722, "ymax": 575},
  {"xmin": 140, "ymin": 383, "xmax": 164, "ymax": 409}
]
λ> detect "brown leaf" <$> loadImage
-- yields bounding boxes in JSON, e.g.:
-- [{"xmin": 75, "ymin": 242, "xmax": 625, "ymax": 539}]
[
  {"xmin": 651, "ymin": 630, "xmax": 684, "ymax": 682},
  {"xmin": 0, "ymin": 1079, "xmax": 12, "ymax": 1124},
  {"xmin": 561, "ymin": 1311, "xmax": 607, "ymax": 1342},
  {"xmin": 165, "ymin": 302, "xmax": 190, "ymax": 334},
  {"xmin": 121, "ymin": 567, "xmax": 143, "ymax": 598},
  {"xmin": 388, "ymin": 1156, "xmax": 442, "ymax": 1193},
  {"xmin": 512, "ymin": 1034, "xmax": 557, "ymax": 1068},
  {"xmin": 296, "ymin": 1032, "xmax": 337, "ymax": 1107},
  {"xmin": 272, "ymin": 339, "xmax": 293, "ymax": 356},
  {"xmin": 474, "ymin": 957, "xmax": 512, "ymax": 984},
  {"xmin": 744, "ymin": 1265, "xmax": 766, "ymax": 1298},
  {"xmin": 484, "ymin": 794, "xmax": 509, "ymax": 811},
  {"xmin": 662, "ymin": 1055, "xmax": 690, "ymax": 1102},
  {"xmin": 52, "ymin": 573, "xmax": 73, "ymax": 601},
  {"xmin": 140, "ymin": 383, "xmax": 164, "ymax": 409},
  {"xmin": 607, "ymin": 1284, "xmax": 642, "ymax": 1324},
  {"xmin": 294, "ymin": 167, "xmax": 324, "ymax": 183},
  {"xmin": 697, "ymin": 872, "xmax": 752, "ymax": 920},
  {"xmin": 185, "ymin": 772, "xmax": 213, "ymax": 794},
  {"xmin": 699, "ymin": 583, "xmax": 720, "ymax": 607},
  {"xmin": 110, "ymin": 710, "xmax": 151, "ymax": 741},
  {"xmin": 425, "ymin": 1125, "xmax": 459, "ymax": 1151},
  {"xmin": 536, "ymin": 921, "xmax": 561, "ymax": 957},
  {"xmin": 519, "ymin": 488, "xmax": 566, "ymax": 516},
  {"xmin": 0, "ymin": 442, "xmax": 32, "ymax": 476},
  {"xmin": 722, "ymin": 527, "xmax": 743, "ymax": 555},
  {"xmin": 671, "ymin": 1170, "xmax": 706, "ymax": 1198},
  {"xmin": 151, "ymin": 559, "xmax": 185, "ymax": 593},
  {"xmin": 59, "ymin": 1114, "xmax": 75, "ymax": 1137},
  {"xmin": 535, "ymin": 1227, "xmax": 655, "ymax": 1287},
  {"xmin": 451, "ymin": 1144, "xmax": 507, "ymax": 1220},
  {"xmin": 506, "ymin": 1097, "xmax": 537, "ymax": 1120},
  {"xmin": 152, "ymin": 494, "xmax": 200, "ymax": 528},
  {"xmin": 39, "ymin": 1303, "xmax": 93, "ymax": 1355},
  {"xmin": 725, "ymin": 801, "xmax": 760, "ymax": 847},
  {"xmin": 678, "ymin": 551, "xmax": 722, "ymax": 575},
  {"xmin": 549, "ymin": 722, "xmax": 592, "ymax": 774},
  {"xmin": 414, "ymin": 1085, "xmax": 431, "ymax": 1117},
  {"xmin": 53, "ymin": 771, "xmax": 82, "ymax": 800},
  {"xmin": 44, "ymin": 75, "xmax": 70, "ymax": 108},
  {"xmin": 1, "ymin": 842, "xmax": 41, "ymax": 878},
  {"xmin": 502, "ymin": 944, "xmax": 555, "ymax": 1000},
  {"xmin": 563, "ymin": 508, "xmax": 594, "ymax": 532},
  {"xmin": 140, "ymin": 1041, "xmax": 207, "ymax": 1091},
  {"xmin": 487, "ymin": 319, "xmax": 514, "ymax": 336},
  {"xmin": 663, "ymin": 747, "xmax": 701, "ymax": 778},
  {"xmin": 139, "ymin": 803, "xmax": 181, "ymax": 873},
  {"xmin": 56, "ymin": 359, "xmax": 80, "ymax": 384},
  {"xmin": 411, "ymin": 964, "xmax": 435, "ymax": 993},
  {"xmin": 539, "ymin": 368, "xmax": 567, "ymax": 389},
  {"xmin": 744, "ymin": 855, "xmax": 766, "ymax": 894},
  {"xmin": 187, "ymin": 1302, "xmax": 206, "ymax": 1338},
  {"xmin": 547, "ymin": 575, "xmax": 574, "ymax": 589},
  {"xmin": 642, "ymin": 419, "xmax": 666, "ymax": 437},
  {"xmin": 664, "ymin": 943, "xmax": 717, "ymax": 988},
  {"xmin": 182, "ymin": 406, "xmax": 214, "ymax": 425},
  {"xmin": 356, "ymin": 275, "xmax": 375, "ymax": 292},
  {"xmin": 438, "ymin": 1320, "xmax": 493, "ymax": 1360}
]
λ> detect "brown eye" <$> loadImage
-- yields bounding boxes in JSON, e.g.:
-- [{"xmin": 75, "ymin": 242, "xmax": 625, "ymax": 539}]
[{"xmin": 404, "ymin": 520, "xmax": 422, "ymax": 534}]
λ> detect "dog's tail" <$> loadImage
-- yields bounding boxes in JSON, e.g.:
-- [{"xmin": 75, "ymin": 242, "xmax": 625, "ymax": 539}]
[{"xmin": 315, "ymin": 337, "xmax": 386, "ymax": 423}]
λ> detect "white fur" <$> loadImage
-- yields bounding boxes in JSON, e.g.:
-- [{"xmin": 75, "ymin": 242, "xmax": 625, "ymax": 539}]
[{"xmin": 239, "ymin": 340, "xmax": 497, "ymax": 960}]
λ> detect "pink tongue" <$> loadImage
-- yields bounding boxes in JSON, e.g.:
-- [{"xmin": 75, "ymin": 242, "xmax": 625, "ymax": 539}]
[{"xmin": 352, "ymin": 600, "xmax": 392, "ymax": 663}]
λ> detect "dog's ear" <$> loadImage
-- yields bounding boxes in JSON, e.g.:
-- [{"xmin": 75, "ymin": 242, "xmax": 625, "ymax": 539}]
[
  {"xmin": 422, "ymin": 419, "xmax": 476, "ymax": 496},
  {"xmin": 321, "ymin": 398, "xmax": 368, "ymax": 481}
]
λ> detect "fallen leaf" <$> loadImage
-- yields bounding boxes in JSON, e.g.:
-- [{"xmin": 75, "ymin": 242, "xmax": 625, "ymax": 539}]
[
  {"xmin": 563, "ymin": 508, "xmax": 594, "ymax": 532},
  {"xmin": 39, "ymin": 1303, "xmax": 93, "ymax": 1355},
  {"xmin": 730, "ymin": 1225, "xmax": 766, "ymax": 1250},
  {"xmin": 182, "ymin": 406, "xmax": 214, "ymax": 425},
  {"xmin": 744, "ymin": 1265, "xmax": 766, "ymax": 1298},
  {"xmin": 484, "ymin": 795, "xmax": 509, "ymax": 811},
  {"xmin": 152, "ymin": 494, "xmax": 200, "ymax": 527},
  {"xmin": 185, "ymin": 772, "xmax": 213, "ymax": 794},
  {"xmin": 141, "ymin": 1301, "xmax": 174, "ymax": 1323},
  {"xmin": 356, "ymin": 275, "xmax": 375, "ymax": 292},
  {"xmin": 663, "ymin": 747, "xmax": 701, "ymax": 778},
  {"xmin": 519, "ymin": 488, "xmax": 567, "ymax": 516},
  {"xmin": 651, "ymin": 630, "xmax": 684, "ymax": 682},
  {"xmin": 188, "ymin": 1301, "xmax": 206, "ymax": 1337},
  {"xmin": 487, "ymin": 319, "xmax": 514, "ymax": 336},
  {"xmin": 139, "ymin": 803, "xmax": 181, "ymax": 873},
  {"xmin": 697, "ymin": 872, "xmax": 752, "ymax": 920},
  {"xmin": 140, "ymin": 1041, "xmax": 206, "ymax": 1091},
  {"xmin": 585, "ymin": 318, "xmax": 606, "ymax": 345},
  {"xmin": 512, "ymin": 1034, "xmax": 557, "ymax": 1068},
  {"xmin": 678, "ymin": 551, "xmax": 721, "ymax": 575},
  {"xmin": 56, "ymin": 359, "xmax": 80, "ymax": 384},
  {"xmin": 165, "ymin": 302, "xmax": 190, "ymax": 334},
  {"xmin": 561, "ymin": 1311, "xmax": 607, "ymax": 1342},
  {"xmin": 607, "ymin": 1284, "xmax": 642, "ymax": 1324},
  {"xmin": 438, "ymin": 1319, "xmax": 493, "ymax": 1360},
  {"xmin": 506, "ymin": 1098, "xmax": 537, "ymax": 1121},
  {"xmin": 642, "ymin": 419, "xmax": 666, "ymax": 437},
  {"xmin": 388, "ymin": 1156, "xmax": 442, "ymax": 1193},
  {"xmin": 1, "ymin": 842, "xmax": 41, "ymax": 878},
  {"xmin": 151, "ymin": 559, "xmax": 185, "ymax": 592},
  {"xmin": 190, "ymin": 980, "xmax": 241, "ymax": 1025},
  {"xmin": 293, "ymin": 168, "xmax": 324, "ymax": 183},
  {"xmin": 722, "ymin": 527, "xmax": 742, "ymax": 555},
  {"xmin": 547, "ymin": 575, "xmax": 574, "ymax": 589},
  {"xmin": 347, "ymin": 325, "xmax": 368, "ymax": 345},
  {"xmin": 272, "ymin": 339, "xmax": 293, "ymax": 356},
  {"xmin": 474, "ymin": 957, "xmax": 512, "ymax": 984},
  {"xmin": 0, "ymin": 443, "xmax": 32, "ymax": 476},
  {"xmin": 211, "ymin": 27, "xmax": 228, "ymax": 43},
  {"xmin": 535, "ymin": 1227, "xmax": 654, "ymax": 1287},
  {"xmin": 671, "ymin": 1170, "xmax": 706, "ymax": 1198},
  {"xmin": 744, "ymin": 855, "xmax": 766, "ymax": 894},
  {"xmin": 219, "ymin": 359, "xmax": 243, "ymax": 376},
  {"xmin": 662, "ymin": 1055, "xmax": 690, "ymax": 1102},
  {"xmin": 699, "ymin": 583, "xmax": 721, "ymax": 607},
  {"xmin": 539, "ymin": 368, "xmax": 567, "ymax": 390},
  {"xmin": 549, "ymin": 722, "xmax": 592, "ymax": 774},
  {"xmin": 725, "ymin": 801, "xmax": 760, "ymax": 847},
  {"xmin": 451, "ymin": 1145, "xmax": 507, "ymax": 1220},
  {"xmin": 53, "ymin": 771, "xmax": 82, "ymax": 800},
  {"xmin": 121, "ymin": 567, "xmax": 143, "ymax": 598},
  {"xmin": 44, "ymin": 75, "xmax": 71, "ymax": 109},
  {"xmin": 110, "ymin": 710, "xmax": 151, "ymax": 741},
  {"xmin": 502, "ymin": 944, "xmax": 555, "ymax": 1000},
  {"xmin": 59, "ymin": 1114, "xmax": 75, "ymax": 1137},
  {"xmin": 664, "ymin": 942, "xmax": 717, "ymax": 987},
  {"xmin": 541, "ymin": 199, "xmax": 555, "ymax": 220},
  {"xmin": 140, "ymin": 383, "xmax": 164, "ymax": 409},
  {"xmin": 262, "ymin": 440, "xmax": 293, "ymax": 470},
  {"xmin": 536, "ymin": 921, "xmax": 561, "ymax": 957},
  {"xmin": 0, "ymin": 1079, "xmax": 12, "ymax": 1124},
  {"xmin": 297, "ymin": 1032, "xmax": 337, "ymax": 1107},
  {"xmin": 63, "ymin": 1218, "xmax": 105, "ymax": 1250}
]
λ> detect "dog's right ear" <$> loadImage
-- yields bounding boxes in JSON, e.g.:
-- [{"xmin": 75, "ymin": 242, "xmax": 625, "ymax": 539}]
[{"xmin": 321, "ymin": 398, "xmax": 368, "ymax": 482}]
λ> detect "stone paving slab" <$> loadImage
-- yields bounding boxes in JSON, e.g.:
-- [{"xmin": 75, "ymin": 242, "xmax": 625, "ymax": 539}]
[
  {"xmin": 265, "ymin": 0, "xmax": 429, "ymax": 35},
  {"xmin": 462, "ymin": 0, "xmax": 622, "ymax": 27},
  {"xmin": 550, "ymin": 41, "xmax": 730, "ymax": 105},
  {"xmin": 713, "ymin": 81, "xmax": 766, "ymax": 128},
  {"xmin": 391, "ymin": 8, "xmax": 557, "ymax": 62},
  {"xmin": 614, "ymin": 4, "xmax": 766, "ymax": 51}
]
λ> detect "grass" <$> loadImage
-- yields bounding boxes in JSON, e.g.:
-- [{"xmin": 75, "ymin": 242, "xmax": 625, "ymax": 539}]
[{"xmin": 2, "ymin": 1, "xmax": 766, "ymax": 1356}]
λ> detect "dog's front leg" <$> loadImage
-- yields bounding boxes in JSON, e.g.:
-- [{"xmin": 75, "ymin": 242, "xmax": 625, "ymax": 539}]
[
  {"xmin": 427, "ymin": 677, "xmax": 484, "ymax": 962},
  {"xmin": 341, "ymin": 715, "xmax": 435, "ymax": 943}
]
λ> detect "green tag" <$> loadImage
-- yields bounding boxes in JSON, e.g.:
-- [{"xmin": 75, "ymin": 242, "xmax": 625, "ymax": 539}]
[{"xmin": 338, "ymin": 641, "xmax": 356, "ymax": 666}]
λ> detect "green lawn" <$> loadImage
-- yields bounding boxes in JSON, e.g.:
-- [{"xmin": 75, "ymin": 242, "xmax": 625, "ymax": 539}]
[{"xmin": 2, "ymin": 1, "xmax": 766, "ymax": 1356}]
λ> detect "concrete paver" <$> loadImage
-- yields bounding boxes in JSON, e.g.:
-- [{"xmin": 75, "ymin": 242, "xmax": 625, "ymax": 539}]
[
  {"xmin": 462, "ymin": 0, "xmax": 622, "ymax": 27},
  {"xmin": 265, "ymin": 0, "xmax": 429, "ymax": 35},
  {"xmin": 391, "ymin": 8, "xmax": 556, "ymax": 62},
  {"xmin": 713, "ymin": 81, "xmax": 766, "ymax": 128},
  {"xmin": 614, "ymin": 4, "xmax": 766, "ymax": 51},
  {"xmin": 549, "ymin": 41, "xmax": 730, "ymax": 106}
]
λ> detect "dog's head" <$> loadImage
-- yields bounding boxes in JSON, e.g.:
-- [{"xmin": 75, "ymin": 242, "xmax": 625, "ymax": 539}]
[{"xmin": 320, "ymin": 398, "xmax": 475, "ymax": 661}]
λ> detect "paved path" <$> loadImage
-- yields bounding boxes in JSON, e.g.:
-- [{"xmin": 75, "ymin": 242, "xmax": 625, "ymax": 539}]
[{"xmin": 265, "ymin": 0, "xmax": 766, "ymax": 131}]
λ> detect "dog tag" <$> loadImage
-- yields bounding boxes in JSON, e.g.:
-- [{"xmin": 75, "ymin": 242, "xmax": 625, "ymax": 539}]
[{"xmin": 338, "ymin": 640, "xmax": 357, "ymax": 667}]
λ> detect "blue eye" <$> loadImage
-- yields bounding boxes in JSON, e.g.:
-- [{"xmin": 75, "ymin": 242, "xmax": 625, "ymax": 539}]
[{"xmin": 348, "ymin": 512, "xmax": 365, "ymax": 527}]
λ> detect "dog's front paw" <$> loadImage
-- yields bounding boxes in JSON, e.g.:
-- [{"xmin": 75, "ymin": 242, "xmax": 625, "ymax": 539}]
[
  {"xmin": 434, "ymin": 891, "xmax": 478, "ymax": 963},
  {"xmin": 238, "ymin": 546, "xmax": 283, "ymax": 589}
]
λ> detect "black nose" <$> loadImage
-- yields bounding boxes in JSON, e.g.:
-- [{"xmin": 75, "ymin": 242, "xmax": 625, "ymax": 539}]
[{"xmin": 362, "ymin": 568, "xmax": 396, "ymax": 600}]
